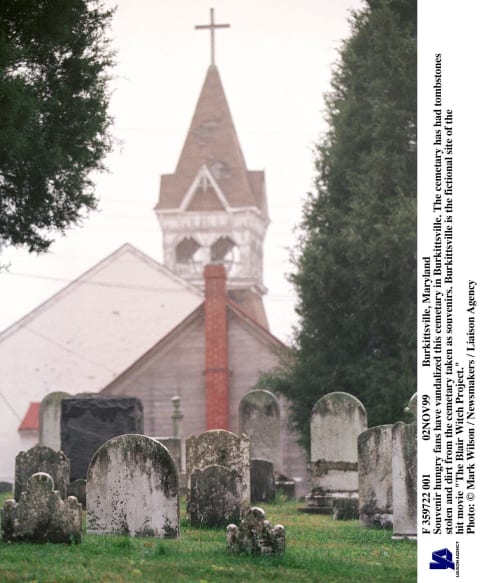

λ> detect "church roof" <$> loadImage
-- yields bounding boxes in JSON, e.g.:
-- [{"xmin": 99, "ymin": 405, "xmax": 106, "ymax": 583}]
[
  {"xmin": 156, "ymin": 65, "xmax": 266, "ymax": 215},
  {"xmin": 0, "ymin": 244, "xmax": 204, "ymax": 400},
  {"xmin": 101, "ymin": 296, "xmax": 286, "ymax": 394},
  {"xmin": 18, "ymin": 402, "xmax": 40, "ymax": 431}
]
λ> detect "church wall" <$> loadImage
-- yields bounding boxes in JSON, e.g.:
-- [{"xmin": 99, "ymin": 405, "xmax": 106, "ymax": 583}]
[
  {"xmin": 227, "ymin": 315, "xmax": 279, "ymax": 434},
  {"xmin": 227, "ymin": 315, "xmax": 310, "ymax": 495},
  {"xmin": 102, "ymin": 315, "xmax": 206, "ymax": 439}
]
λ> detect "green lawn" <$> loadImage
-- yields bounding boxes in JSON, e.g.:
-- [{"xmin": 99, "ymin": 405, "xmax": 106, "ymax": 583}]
[{"xmin": 0, "ymin": 495, "xmax": 416, "ymax": 582}]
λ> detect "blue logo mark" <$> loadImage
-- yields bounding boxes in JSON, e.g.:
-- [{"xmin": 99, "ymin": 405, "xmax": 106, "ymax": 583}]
[{"xmin": 430, "ymin": 548, "xmax": 454, "ymax": 570}]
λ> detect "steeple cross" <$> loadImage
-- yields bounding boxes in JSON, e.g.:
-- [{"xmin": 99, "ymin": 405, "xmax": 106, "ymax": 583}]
[{"xmin": 195, "ymin": 8, "xmax": 230, "ymax": 66}]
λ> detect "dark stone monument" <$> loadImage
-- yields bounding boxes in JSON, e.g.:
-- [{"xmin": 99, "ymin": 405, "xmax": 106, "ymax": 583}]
[
  {"xmin": 332, "ymin": 498, "xmax": 359, "ymax": 520},
  {"xmin": 67, "ymin": 479, "xmax": 86, "ymax": 509},
  {"xmin": 15, "ymin": 445, "xmax": 70, "ymax": 501},
  {"xmin": 0, "ymin": 481, "xmax": 13, "ymax": 494},
  {"xmin": 250, "ymin": 459, "xmax": 276, "ymax": 503},
  {"xmin": 61, "ymin": 395, "xmax": 143, "ymax": 480},
  {"xmin": 188, "ymin": 465, "xmax": 242, "ymax": 527}
]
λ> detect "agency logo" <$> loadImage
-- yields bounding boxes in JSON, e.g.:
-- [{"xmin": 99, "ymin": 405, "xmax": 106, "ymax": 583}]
[{"xmin": 429, "ymin": 548, "xmax": 455, "ymax": 570}]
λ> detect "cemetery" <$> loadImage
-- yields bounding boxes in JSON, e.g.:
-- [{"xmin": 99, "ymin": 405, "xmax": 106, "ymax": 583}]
[
  {"xmin": 0, "ymin": 390, "xmax": 417, "ymax": 582},
  {"xmin": 0, "ymin": 1, "xmax": 418, "ymax": 580}
]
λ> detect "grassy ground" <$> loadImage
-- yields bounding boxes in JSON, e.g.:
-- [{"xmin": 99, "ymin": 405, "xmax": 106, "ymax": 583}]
[{"xmin": 0, "ymin": 494, "xmax": 416, "ymax": 582}]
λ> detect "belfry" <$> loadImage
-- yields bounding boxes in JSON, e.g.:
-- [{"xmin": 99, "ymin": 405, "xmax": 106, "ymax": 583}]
[{"xmin": 155, "ymin": 9, "xmax": 270, "ymax": 328}]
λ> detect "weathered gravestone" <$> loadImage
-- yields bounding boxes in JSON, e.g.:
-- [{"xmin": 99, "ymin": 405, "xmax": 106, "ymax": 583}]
[
  {"xmin": 392, "ymin": 421, "xmax": 417, "ymax": 539},
  {"xmin": 190, "ymin": 464, "xmax": 243, "ymax": 527},
  {"xmin": 227, "ymin": 507, "xmax": 285, "ymax": 555},
  {"xmin": 304, "ymin": 392, "xmax": 367, "ymax": 513},
  {"xmin": 2, "ymin": 473, "xmax": 82, "ymax": 543},
  {"xmin": 239, "ymin": 390, "xmax": 281, "ymax": 472},
  {"xmin": 154, "ymin": 437, "xmax": 182, "ymax": 473},
  {"xmin": 39, "ymin": 391, "xmax": 70, "ymax": 451},
  {"xmin": 358, "ymin": 424, "xmax": 393, "ymax": 528},
  {"xmin": 67, "ymin": 479, "xmax": 86, "ymax": 509},
  {"xmin": 87, "ymin": 434, "xmax": 179, "ymax": 537},
  {"xmin": 251, "ymin": 459, "xmax": 276, "ymax": 503},
  {"xmin": 15, "ymin": 445, "xmax": 69, "ymax": 501},
  {"xmin": 186, "ymin": 430, "xmax": 250, "ymax": 526},
  {"xmin": 61, "ymin": 395, "xmax": 144, "ymax": 480}
]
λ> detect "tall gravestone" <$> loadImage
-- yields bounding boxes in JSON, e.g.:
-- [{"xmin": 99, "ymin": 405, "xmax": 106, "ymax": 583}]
[
  {"xmin": 250, "ymin": 459, "xmax": 276, "ymax": 503},
  {"xmin": 392, "ymin": 421, "xmax": 417, "ymax": 539},
  {"xmin": 305, "ymin": 392, "xmax": 367, "ymax": 513},
  {"xmin": 39, "ymin": 391, "xmax": 70, "ymax": 451},
  {"xmin": 87, "ymin": 434, "xmax": 179, "ymax": 537},
  {"xmin": 358, "ymin": 424, "xmax": 393, "ymax": 527},
  {"xmin": 186, "ymin": 430, "xmax": 250, "ymax": 526},
  {"xmin": 15, "ymin": 445, "xmax": 70, "ymax": 501},
  {"xmin": 239, "ymin": 390, "xmax": 281, "ymax": 472},
  {"xmin": 61, "ymin": 395, "xmax": 143, "ymax": 480}
]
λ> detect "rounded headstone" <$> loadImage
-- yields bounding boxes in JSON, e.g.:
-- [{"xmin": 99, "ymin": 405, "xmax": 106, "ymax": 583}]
[
  {"xmin": 86, "ymin": 434, "xmax": 179, "ymax": 538},
  {"xmin": 239, "ymin": 390, "xmax": 281, "ymax": 471},
  {"xmin": 39, "ymin": 391, "xmax": 70, "ymax": 451}
]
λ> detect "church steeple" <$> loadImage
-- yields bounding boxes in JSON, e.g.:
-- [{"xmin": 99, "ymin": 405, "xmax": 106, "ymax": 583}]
[{"xmin": 155, "ymin": 17, "xmax": 269, "ymax": 327}]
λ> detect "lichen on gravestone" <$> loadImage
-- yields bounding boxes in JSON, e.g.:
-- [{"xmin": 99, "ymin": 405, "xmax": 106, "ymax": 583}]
[
  {"xmin": 15, "ymin": 445, "xmax": 70, "ymax": 502},
  {"xmin": 226, "ymin": 507, "xmax": 285, "ymax": 555},
  {"xmin": 1, "ymin": 472, "xmax": 82, "ymax": 544}
]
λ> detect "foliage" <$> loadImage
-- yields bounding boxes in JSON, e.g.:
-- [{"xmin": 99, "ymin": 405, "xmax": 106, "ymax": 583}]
[
  {"xmin": 259, "ymin": 0, "xmax": 417, "ymax": 451},
  {"xmin": 0, "ymin": 499, "xmax": 416, "ymax": 582},
  {"xmin": 0, "ymin": 0, "xmax": 115, "ymax": 252}
]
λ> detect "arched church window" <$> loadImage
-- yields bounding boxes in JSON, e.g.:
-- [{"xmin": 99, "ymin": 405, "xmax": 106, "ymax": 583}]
[
  {"xmin": 175, "ymin": 237, "xmax": 202, "ymax": 263},
  {"xmin": 211, "ymin": 236, "xmax": 239, "ymax": 269}
]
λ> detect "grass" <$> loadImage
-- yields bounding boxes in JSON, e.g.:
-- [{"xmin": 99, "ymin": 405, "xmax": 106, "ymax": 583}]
[{"xmin": 0, "ymin": 494, "xmax": 416, "ymax": 582}]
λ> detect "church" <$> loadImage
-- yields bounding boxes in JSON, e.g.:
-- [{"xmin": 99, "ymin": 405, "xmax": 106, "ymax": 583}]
[{"xmin": 0, "ymin": 13, "xmax": 308, "ymax": 491}]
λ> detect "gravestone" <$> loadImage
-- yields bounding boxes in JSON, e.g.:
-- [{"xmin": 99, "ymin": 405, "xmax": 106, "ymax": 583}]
[
  {"xmin": 15, "ymin": 445, "xmax": 69, "ymax": 501},
  {"xmin": 2, "ymin": 472, "xmax": 82, "ymax": 543},
  {"xmin": 250, "ymin": 459, "xmax": 276, "ymax": 503},
  {"xmin": 227, "ymin": 507, "xmax": 285, "ymax": 555},
  {"xmin": 358, "ymin": 425, "xmax": 393, "ymax": 528},
  {"xmin": 67, "ymin": 479, "xmax": 86, "ymax": 509},
  {"xmin": 39, "ymin": 391, "xmax": 70, "ymax": 451},
  {"xmin": 239, "ymin": 390, "xmax": 281, "ymax": 472},
  {"xmin": 275, "ymin": 473, "xmax": 296, "ymax": 500},
  {"xmin": 186, "ymin": 430, "xmax": 250, "ymax": 503},
  {"xmin": 304, "ymin": 392, "xmax": 367, "ymax": 513},
  {"xmin": 87, "ymin": 434, "xmax": 179, "ymax": 538},
  {"xmin": 0, "ymin": 482, "xmax": 13, "ymax": 494},
  {"xmin": 186, "ymin": 430, "xmax": 250, "ymax": 525},
  {"xmin": 154, "ymin": 437, "xmax": 182, "ymax": 473},
  {"xmin": 189, "ymin": 465, "xmax": 242, "ymax": 527},
  {"xmin": 61, "ymin": 395, "xmax": 144, "ymax": 480},
  {"xmin": 392, "ymin": 421, "xmax": 417, "ymax": 539},
  {"xmin": 332, "ymin": 498, "xmax": 359, "ymax": 520},
  {"xmin": 405, "ymin": 392, "xmax": 417, "ymax": 423}
]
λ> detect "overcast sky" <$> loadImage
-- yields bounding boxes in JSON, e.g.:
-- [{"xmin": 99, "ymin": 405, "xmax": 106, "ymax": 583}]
[{"xmin": 0, "ymin": 0, "xmax": 364, "ymax": 343}]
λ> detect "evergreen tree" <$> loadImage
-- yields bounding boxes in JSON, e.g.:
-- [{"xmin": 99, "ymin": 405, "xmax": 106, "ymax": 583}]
[
  {"xmin": 259, "ymin": 0, "xmax": 417, "ymax": 451},
  {"xmin": 0, "ymin": 0, "xmax": 114, "ymax": 252}
]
